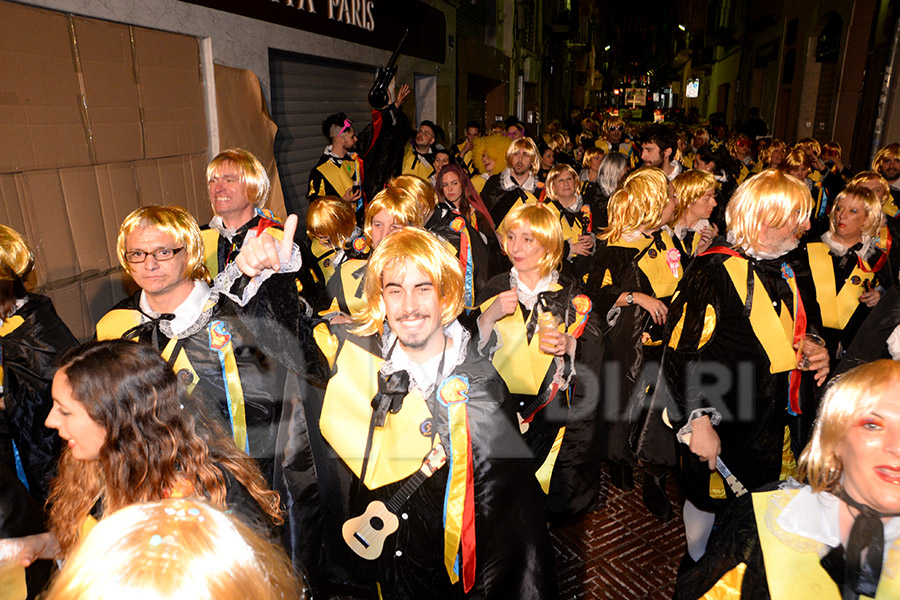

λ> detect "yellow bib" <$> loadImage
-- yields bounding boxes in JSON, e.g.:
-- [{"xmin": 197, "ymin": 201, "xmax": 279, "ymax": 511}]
[
  {"xmin": 0, "ymin": 315, "xmax": 25, "ymax": 388},
  {"xmin": 311, "ymin": 238, "xmax": 337, "ymax": 284},
  {"xmin": 483, "ymin": 297, "xmax": 558, "ymax": 396},
  {"xmin": 807, "ymin": 242, "xmax": 872, "ymax": 330},
  {"xmin": 722, "ymin": 258, "xmax": 797, "ymax": 373},
  {"xmin": 753, "ymin": 489, "xmax": 900, "ymax": 599},
  {"xmin": 315, "ymin": 158, "xmax": 357, "ymax": 198},
  {"xmin": 319, "ymin": 337, "xmax": 435, "ymax": 490}
]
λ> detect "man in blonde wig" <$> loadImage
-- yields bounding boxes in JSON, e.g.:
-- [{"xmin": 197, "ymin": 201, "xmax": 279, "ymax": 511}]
[
  {"xmin": 480, "ymin": 136, "xmax": 544, "ymax": 225},
  {"xmin": 299, "ymin": 227, "xmax": 555, "ymax": 598},
  {"xmin": 653, "ymin": 169, "xmax": 830, "ymax": 567}
]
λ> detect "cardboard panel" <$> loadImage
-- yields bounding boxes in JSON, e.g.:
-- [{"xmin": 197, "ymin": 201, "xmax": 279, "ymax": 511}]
[
  {"xmin": 214, "ymin": 64, "xmax": 285, "ymax": 219},
  {"xmin": 18, "ymin": 170, "xmax": 79, "ymax": 285},
  {"xmin": 133, "ymin": 27, "xmax": 206, "ymax": 158},
  {"xmin": 0, "ymin": 174, "xmax": 27, "ymax": 236},
  {"xmin": 94, "ymin": 162, "xmax": 140, "ymax": 265},
  {"xmin": 81, "ymin": 270, "xmax": 134, "ymax": 333},
  {"xmin": 43, "ymin": 279, "xmax": 88, "ymax": 340},
  {"xmin": 190, "ymin": 152, "xmax": 213, "ymax": 224},
  {"xmin": 0, "ymin": 3, "xmax": 91, "ymax": 172},
  {"xmin": 58, "ymin": 166, "xmax": 113, "ymax": 273},
  {"xmin": 72, "ymin": 17, "xmax": 143, "ymax": 163}
]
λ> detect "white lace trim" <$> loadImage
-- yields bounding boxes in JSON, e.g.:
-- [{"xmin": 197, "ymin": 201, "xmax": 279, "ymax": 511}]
[
  {"xmin": 139, "ymin": 281, "xmax": 219, "ymax": 339},
  {"xmin": 380, "ymin": 320, "xmax": 470, "ymax": 400},
  {"xmin": 821, "ymin": 231, "xmax": 875, "ymax": 261},
  {"xmin": 510, "ymin": 268, "xmax": 558, "ymax": 311},
  {"xmin": 499, "ymin": 168, "xmax": 538, "ymax": 193}
]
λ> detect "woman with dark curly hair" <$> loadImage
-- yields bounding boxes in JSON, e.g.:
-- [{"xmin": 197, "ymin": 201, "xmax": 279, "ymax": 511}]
[{"xmin": 2, "ymin": 339, "xmax": 282, "ymax": 566}]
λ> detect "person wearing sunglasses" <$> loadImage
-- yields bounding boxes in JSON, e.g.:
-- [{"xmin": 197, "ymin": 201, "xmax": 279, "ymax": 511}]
[{"xmin": 596, "ymin": 115, "xmax": 636, "ymax": 165}]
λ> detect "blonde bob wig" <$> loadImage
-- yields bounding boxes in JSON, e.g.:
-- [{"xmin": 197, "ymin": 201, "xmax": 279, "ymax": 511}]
[
  {"xmin": 798, "ymin": 360, "xmax": 900, "ymax": 494},
  {"xmin": 206, "ymin": 148, "xmax": 271, "ymax": 210},
  {"xmin": 499, "ymin": 203, "xmax": 564, "ymax": 277},
  {"xmin": 363, "ymin": 185, "xmax": 426, "ymax": 247},
  {"xmin": 306, "ymin": 196, "xmax": 356, "ymax": 249},
  {"xmin": 672, "ymin": 169, "xmax": 719, "ymax": 224},
  {"xmin": 829, "ymin": 186, "xmax": 882, "ymax": 239},
  {"xmin": 389, "ymin": 174, "xmax": 438, "ymax": 214},
  {"xmin": 353, "ymin": 227, "xmax": 464, "ymax": 336},
  {"xmin": 545, "ymin": 164, "xmax": 581, "ymax": 202},
  {"xmin": 116, "ymin": 206, "xmax": 209, "ymax": 283},
  {"xmin": 45, "ymin": 498, "xmax": 304, "ymax": 600},
  {"xmin": 600, "ymin": 167, "xmax": 670, "ymax": 242},
  {"xmin": 873, "ymin": 143, "xmax": 900, "ymax": 172},
  {"xmin": 0, "ymin": 224, "xmax": 33, "ymax": 281},
  {"xmin": 505, "ymin": 137, "xmax": 540, "ymax": 175},
  {"xmin": 848, "ymin": 171, "xmax": 891, "ymax": 206},
  {"xmin": 725, "ymin": 169, "xmax": 813, "ymax": 253}
]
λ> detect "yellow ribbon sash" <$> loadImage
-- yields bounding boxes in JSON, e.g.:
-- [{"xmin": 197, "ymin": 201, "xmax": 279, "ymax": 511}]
[
  {"xmin": 201, "ymin": 229, "xmax": 221, "ymax": 278},
  {"xmin": 318, "ymin": 338, "xmax": 433, "ymax": 489},
  {"xmin": 807, "ymin": 242, "xmax": 872, "ymax": 330},
  {"xmin": 722, "ymin": 257, "xmax": 797, "ymax": 374},
  {"xmin": 753, "ymin": 489, "xmax": 900, "ymax": 599},
  {"xmin": 207, "ymin": 320, "xmax": 248, "ymax": 453}
]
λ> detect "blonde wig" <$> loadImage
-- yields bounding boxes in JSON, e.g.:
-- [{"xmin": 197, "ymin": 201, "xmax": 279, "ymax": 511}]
[
  {"xmin": 353, "ymin": 228, "xmax": 464, "ymax": 336},
  {"xmin": 46, "ymin": 499, "xmax": 303, "ymax": 600},
  {"xmin": 548, "ymin": 132, "xmax": 569, "ymax": 151},
  {"xmin": 829, "ymin": 186, "xmax": 882, "ymax": 239},
  {"xmin": 848, "ymin": 171, "xmax": 891, "ymax": 205},
  {"xmin": 0, "ymin": 224, "xmax": 33, "ymax": 281},
  {"xmin": 472, "ymin": 134, "xmax": 512, "ymax": 175},
  {"xmin": 759, "ymin": 139, "xmax": 788, "ymax": 168},
  {"xmin": 498, "ymin": 203, "xmax": 564, "ymax": 277},
  {"xmin": 796, "ymin": 137, "xmax": 822, "ymax": 157},
  {"xmin": 780, "ymin": 148, "xmax": 812, "ymax": 172},
  {"xmin": 581, "ymin": 147, "xmax": 605, "ymax": 168},
  {"xmin": 672, "ymin": 169, "xmax": 719, "ymax": 224},
  {"xmin": 306, "ymin": 196, "xmax": 356, "ymax": 249},
  {"xmin": 505, "ymin": 137, "xmax": 540, "ymax": 175},
  {"xmin": 799, "ymin": 360, "xmax": 900, "ymax": 494},
  {"xmin": 389, "ymin": 174, "xmax": 438, "ymax": 214},
  {"xmin": 599, "ymin": 167, "xmax": 670, "ymax": 242},
  {"xmin": 725, "ymin": 169, "xmax": 813, "ymax": 252},
  {"xmin": 116, "ymin": 206, "xmax": 209, "ymax": 283},
  {"xmin": 822, "ymin": 141, "xmax": 842, "ymax": 157},
  {"xmin": 691, "ymin": 127, "xmax": 710, "ymax": 147},
  {"xmin": 601, "ymin": 116, "xmax": 625, "ymax": 140},
  {"xmin": 363, "ymin": 186, "xmax": 426, "ymax": 246},
  {"xmin": 545, "ymin": 164, "xmax": 581, "ymax": 202},
  {"xmin": 873, "ymin": 143, "xmax": 900, "ymax": 172},
  {"xmin": 206, "ymin": 148, "xmax": 271, "ymax": 210}
]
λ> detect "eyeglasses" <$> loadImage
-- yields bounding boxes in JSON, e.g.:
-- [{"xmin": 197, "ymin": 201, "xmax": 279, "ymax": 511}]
[{"xmin": 124, "ymin": 247, "xmax": 185, "ymax": 263}]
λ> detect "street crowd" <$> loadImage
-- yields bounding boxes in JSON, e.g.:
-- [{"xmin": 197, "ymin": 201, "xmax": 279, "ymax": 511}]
[{"xmin": 3, "ymin": 84, "xmax": 900, "ymax": 599}]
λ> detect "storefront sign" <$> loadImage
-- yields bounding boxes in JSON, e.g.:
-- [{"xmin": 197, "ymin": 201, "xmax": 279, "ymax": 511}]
[{"xmin": 178, "ymin": 0, "xmax": 445, "ymax": 62}]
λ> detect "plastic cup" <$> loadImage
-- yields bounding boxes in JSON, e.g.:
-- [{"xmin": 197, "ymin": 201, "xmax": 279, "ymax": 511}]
[
  {"xmin": 537, "ymin": 310, "xmax": 560, "ymax": 351},
  {"xmin": 798, "ymin": 333, "xmax": 826, "ymax": 370}
]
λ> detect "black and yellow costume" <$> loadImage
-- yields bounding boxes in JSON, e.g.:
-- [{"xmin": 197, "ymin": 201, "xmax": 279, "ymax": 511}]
[
  {"xmin": 676, "ymin": 482, "xmax": 900, "ymax": 599},
  {"xmin": 654, "ymin": 246, "xmax": 815, "ymax": 512},
  {"xmin": 796, "ymin": 236, "xmax": 891, "ymax": 366},
  {"xmin": 585, "ymin": 229, "xmax": 684, "ymax": 467},
  {"xmin": 451, "ymin": 140, "xmax": 476, "ymax": 175},
  {"xmin": 323, "ymin": 246, "xmax": 370, "ymax": 318},
  {"xmin": 201, "ymin": 210, "xmax": 325, "ymax": 310},
  {"xmin": 476, "ymin": 271, "xmax": 604, "ymax": 516},
  {"xmin": 95, "ymin": 278, "xmax": 325, "ymax": 486},
  {"xmin": 596, "ymin": 139, "xmax": 636, "ymax": 165},
  {"xmin": 543, "ymin": 195, "xmax": 599, "ymax": 279},
  {"xmin": 480, "ymin": 170, "xmax": 543, "ymax": 226},
  {"xmin": 401, "ymin": 144, "xmax": 435, "ymax": 180},
  {"xmin": 285, "ymin": 322, "xmax": 557, "ymax": 598},
  {"xmin": 1, "ymin": 294, "xmax": 76, "ymax": 502}
]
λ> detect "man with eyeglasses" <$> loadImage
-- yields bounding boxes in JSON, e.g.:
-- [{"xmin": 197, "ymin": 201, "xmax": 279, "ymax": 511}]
[
  {"xmin": 96, "ymin": 205, "xmax": 326, "ymax": 489},
  {"xmin": 402, "ymin": 120, "xmax": 440, "ymax": 179}
]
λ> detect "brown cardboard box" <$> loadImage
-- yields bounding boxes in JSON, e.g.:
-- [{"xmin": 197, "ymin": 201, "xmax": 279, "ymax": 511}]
[
  {"xmin": 72, "ymin": 17, "xmax": 144, "ymax": 163},
  {"xmin": 0, "ymin": 2, "xmax": 91, "ymax": 172},
  {"xmin": 133, "ymin": 27, "xmax": 206, "ymax": 159}
]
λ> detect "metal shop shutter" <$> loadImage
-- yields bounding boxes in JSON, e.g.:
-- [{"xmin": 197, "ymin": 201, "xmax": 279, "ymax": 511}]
[{"xmin": 269, "ymin": 49, "xmax": 376, "ymax": 217}]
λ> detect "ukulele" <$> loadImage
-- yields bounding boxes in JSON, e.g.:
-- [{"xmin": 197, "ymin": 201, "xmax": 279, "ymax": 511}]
[
  {"xmin": 342, "ymin": 443, "xmax": 447, "ymax": 560},
  {"xmin": 367, "ymin": 29, "xmax": 409, "ymax": 110}
]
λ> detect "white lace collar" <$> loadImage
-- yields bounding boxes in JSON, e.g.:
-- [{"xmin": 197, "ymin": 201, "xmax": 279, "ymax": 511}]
[
  {"xmin": 821, "ymin": 231, "xmax": 875, "ymax": 260},
  {"xmin": 139, "ymin": 280, "xmax": 213, "ymax": 337},
  {"xmin": 674, "ymin": 218, "xmax": 710, "ymax": 240},
  {"xmin": 727, "ymin": 230, "xmax": 797, "ymax": 260},
  {"xmin": 667, "ymin": 160, "xmax": 683, "ymax": 181},
  {"xmin": 511, "ymin": 267, "xmax": 557, "ymax": 311},
  {"xmin": 500, "ymin": 168, "xmax": 537, "ymax": 193},
  {"xmin": 380, "ymin": 320, "xmax": 469, "ymax": 398},
  {"xmin": 555, "ymin": 193, "xmax": 583, "ymax": 212},
  {"xmin": 775, "ymin": 482, "xmax": 900, "ymax": 560}
]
